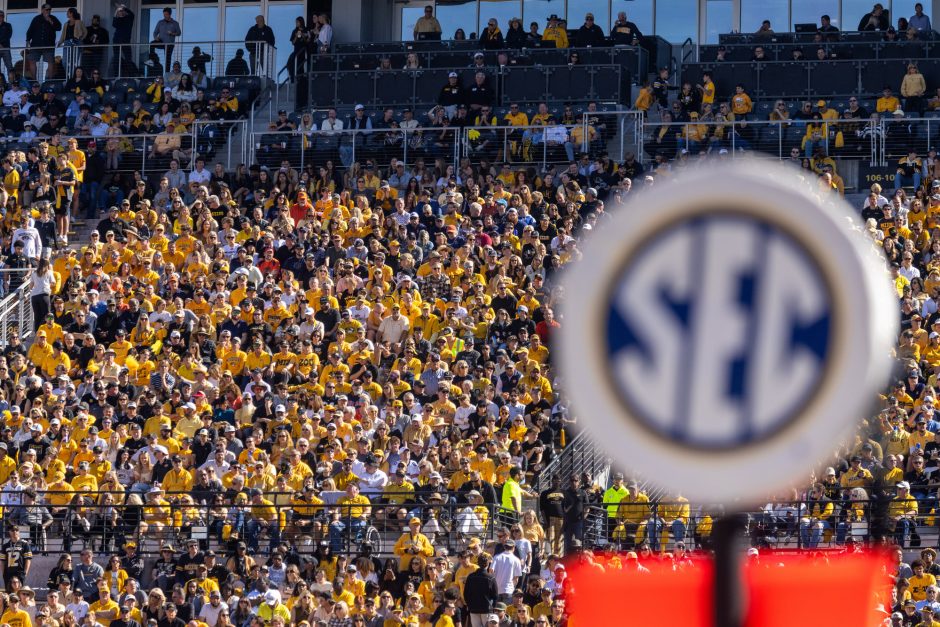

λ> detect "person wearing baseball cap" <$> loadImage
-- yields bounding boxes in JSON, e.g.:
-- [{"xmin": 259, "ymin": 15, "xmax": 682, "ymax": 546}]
[
  {"xmin": 393, "ymin": 516, "xmax": 434, "ymax": 571},
  {"xmin": 891, "ymin": 481, "xmax": 919, "ymax": 548}
]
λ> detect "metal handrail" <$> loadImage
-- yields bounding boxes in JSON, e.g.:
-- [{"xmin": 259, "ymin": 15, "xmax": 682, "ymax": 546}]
[
  {"xmin": 250, "ymin": 126, "xmax": 463, "ymax": 171},
  {"xmin": 2, "ymin": 40, "xmax": 276, "ymax": 82},
  {"xmin": 0, "ymin": 489, "xmax": 499, "ymax": 556},
  {"xmin": 0, "ymin": 280, "xmax": 32, "ymax": 343},
  {"xmin": 878, "ymin": 115, "xmax": 937, "ymax": 167},
  {"xmin": 532, "ymin": 431, "xmax": 611, "ymax": 494},
  {"xmin": 641, "ymin": 117, "xmax": 882, "ymax": 162},
  {"xmin": 302, "ymin": 64, "xmax": 624, "ymax": 110}
]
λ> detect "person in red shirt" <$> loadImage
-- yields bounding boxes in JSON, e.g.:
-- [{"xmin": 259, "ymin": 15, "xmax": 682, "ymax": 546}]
[
  {"xmin": 535, "ymin": 306, "xmax": 560, "ymax": 344},
  {"xmin": 257, "ymin": 246, "xmax": 281, "ymax": 279},
  {"xmin": 290, "ymin": 190, "xmax": 313, "ymax": 224}
]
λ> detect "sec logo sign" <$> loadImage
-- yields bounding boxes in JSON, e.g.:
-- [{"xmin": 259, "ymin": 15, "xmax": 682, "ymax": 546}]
[
  {"xmin": 606, "ymin": 216, "xmax": 831, "ymax": 450},
  {"xmin": 560, "ymin": 164, "xmax": 897, "ymax": 503}
]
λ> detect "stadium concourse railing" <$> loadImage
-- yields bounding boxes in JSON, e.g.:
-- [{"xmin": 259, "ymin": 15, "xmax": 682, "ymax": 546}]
[
  {"xmin": 248, "ymin": 114, "xmax": 643, "ymax": 172},
  {"xmin": 878, "ymin": 115, "xmax": 940, "ymax": 167},
  {"xmin": 4, "ymin": 41, "xmax": 276, "ymax": 83},
  {"xmin": 301, "ymin": 64, "xmax": 625, "ymax": 110},
  {"xmin": 532, "ymin": 431, "xmax": 611, "ymax": 494},
  {"xmin": 578, "ymin": 494, "xmax": 937, "ymax": 552},
  {"xmin": 0, "ymin": 277, "xmax": 33, "ymax": 343},
  {"xmin": 0, "ymin": 489, "xmax": 500, "ymax": 556},
  {"xmin": 458, "ymin": 124, "xmax": 570, "ymax": 169},
  {"xmin": 582, "ymin": 110, "xmax": 644, "ymax": 163},
  {"xmin": 250, "ymin": 127, "xmax": 463, "ymax": 172},
  {"xmin": 640, "ymin": 119, "xmax": 882, "ymax": 165},
  {"xmin": 5, "ymin": 489, "xmax": 926, "ymax": 555},
  {"xmin": 36, "ymin": 121, "xmax": 249, "ymax": 175}
]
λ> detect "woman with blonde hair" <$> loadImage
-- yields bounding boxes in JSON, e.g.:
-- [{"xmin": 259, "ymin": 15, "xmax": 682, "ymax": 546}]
[
  {"xmin": 289, "ymin": 591, "xmax": 314, "ymax": 624},
  {"xmin": 520, "ymin": 508, "xmax": 546, "ymax": 555},
  {"xmin": 330, "ymin": 601, "xmax": 352, "ymax": 627},
  {"xmin": 902, "ymin": 62, "xmax": 927, "ymax": 115}
]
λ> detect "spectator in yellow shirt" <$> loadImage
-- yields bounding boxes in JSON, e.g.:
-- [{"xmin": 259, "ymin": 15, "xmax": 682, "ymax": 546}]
[
  {"xmin": 332, "ymin": 482, "xmax": 371, "ymax": 548},
  {"xmin": 393, "ymin": 518, "xmax": 435, "ymax": 571},
  {"xmin": 541, "ymin": 15, "xmax": 568, "ymax": 48},
  {"xmin": 877, "ymin": 87, "xmax": 901, "ymax": 113},
  {"xmin": 731, "ymin": 84, "xmax": 753, "ymax": 119}
]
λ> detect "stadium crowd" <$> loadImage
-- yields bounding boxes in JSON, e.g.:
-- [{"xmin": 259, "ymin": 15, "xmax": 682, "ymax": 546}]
[{"xmin": 0, "ymin": 2, "xmax": 936, "ymax": 627}]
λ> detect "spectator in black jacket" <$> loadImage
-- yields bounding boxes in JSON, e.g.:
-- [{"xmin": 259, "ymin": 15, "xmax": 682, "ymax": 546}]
[
  {"xmin": 576, "ymin": 13, "xmax": 605, "ymax": 47},
  {"xmin": 83, "ymin": 14, "xmax": 109, "ymax": 74},
  {"xmin": 0, "ymin": 12, "xmax": 13, "ymax": 77},
  {"xmin": 438, "ymin": 73, "xmax": 465, "ymax": 118},
  {"xmin": 561, "ymin": 475, "xmax": 588, "ymax": 553},
  {"xmin": 858, "ymin": 3, "xmax": 890, "ymax": 30},
  {"xmin": 466, "ymin": 72, "xmax": 495, "ymax": 112},
  {"xmin": 611, "ymin": 11, "xmax": 643, "ymax": 44},
  {"xmin": 539, "ymin": 476, "xmax": 565, "ymax": 555},
  {"xmin": 225, "ymin": 49, "xmax": 250, "ymax": 76},
  {"xmin": 505, "ymin": 18, "xmax": 526, "ymax": 48},
  {"xmin": 96, "ymin": 206, "xmax": 127, "ymax": 239},
  {"xmin": 464, "ymin": 554, "xmax": 498, "ymax": 624},
  {"xmin": 25, "ymin": 4, "xmax": 61, "ymax": 81},
  {"xmin": 245, "ymin": 15, "xmax": 275, "ymax": 75},
  {"xmin": 479, "ymin": 19, "xmax": 504, "ymax": 50}
]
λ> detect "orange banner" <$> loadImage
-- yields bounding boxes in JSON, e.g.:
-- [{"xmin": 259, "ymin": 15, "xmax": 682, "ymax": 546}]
[{"xmin": 567, "ymin": 552, "xmax": 893, "ymax": 627}]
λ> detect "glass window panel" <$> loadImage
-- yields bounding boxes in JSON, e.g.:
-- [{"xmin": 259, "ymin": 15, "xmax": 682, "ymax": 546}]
[
  {"xmin": 6, "ymin": 0, "xmax": 36, "ymax": 10},
  {"xmin": 705, "ymin": 0, "xmax": 731, "ymax": 43},
  {"xmin": 611, "ymin": 0, "xmax": 653, "ymax": 35},
  {"xmin": 437, "ymin": 0, "xmax": 477, "ymax": 40},
  {"xmin": 401, "ymin": 6, "xmax": 426, "ymax": 40},
  {"xmin": 568, "ymin": 1, "xmax": 610, "ymax": 33},
  {"xmin": 7, "ymin": 12, "xmax": 33, "ymax": 51},
  {"xmin": 224, "ymin": 3, "xmax": 260, "ymax": 74},
  {"xmin": 141, "ymin": 7, "xmax": 164, "ymax": 44},
  {"xmin": 791, "ymin": 0, "xmax": 838, "ymax": 28},
  {"xmin": 266, "ymin": 3, "xmax": 303, "ymax": 81},
  {"xmin": 522, "ymin": 0, "xmax": 555, "ymax": 34},
  {"xmin": 479, "ymin": 0, "xmax": 519, "ymax": 35},
  {"xmin": 893, "ymin": 0, "xmax": 921, "ymax": 29},
  {"xmin": 740, "ymin": 0, "xmax": 787, "ymax": 34},
  {"xmin": 842, "ymin": 0, "xmax": 879, "ymax": 29},
  {"xmin": 655, "ymin": 0, "xmax": 697, "ymax": 42},
  {"xmin": 180, "ymin": 6, "xmax": 218, "ymax": 72}
]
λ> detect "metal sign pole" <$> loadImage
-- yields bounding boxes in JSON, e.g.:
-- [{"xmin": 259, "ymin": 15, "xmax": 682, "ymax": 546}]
[{"xmin": 713, "ymin": 516, "xmax": 746, "ymax": 627}]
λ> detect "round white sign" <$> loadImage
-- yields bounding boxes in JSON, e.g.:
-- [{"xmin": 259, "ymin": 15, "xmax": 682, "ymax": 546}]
[{"xmin": 558, "ymin": 163, "xmax": 897, "ymax": 504}]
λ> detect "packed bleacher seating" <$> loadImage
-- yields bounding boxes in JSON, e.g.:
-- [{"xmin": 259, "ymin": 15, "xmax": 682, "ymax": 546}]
[{"xmin": 0, "ymin": 1, "xmax": 940, "ymax": 625}]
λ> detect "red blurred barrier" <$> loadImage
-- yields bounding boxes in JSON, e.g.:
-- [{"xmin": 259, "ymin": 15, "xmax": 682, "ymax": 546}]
[{"xmin": 566, "ymin": 552, "xmax": 893, "ymax": 627}]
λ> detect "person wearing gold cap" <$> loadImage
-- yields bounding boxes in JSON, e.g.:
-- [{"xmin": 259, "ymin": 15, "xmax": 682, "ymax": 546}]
[{"xmin": 393, "ymin": 516, "xmax": 433, "ymax": 572}]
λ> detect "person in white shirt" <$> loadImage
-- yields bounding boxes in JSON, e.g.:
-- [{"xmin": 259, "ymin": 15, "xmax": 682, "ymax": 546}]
[
  {"xmin": 88, "ymin": 114, "xmax": 110, "ymax": 137},
  {"xmin": 2, "ymin": 84, "xmax": 25, "ymax": 107},
  {"xmin": 347, "ymin": 298, "xmax": 371, "ymax": 323},
  {"xmin": 189, "ymin": 158, "xmax": 211, "ymax": 185},
  {"xmin": 491, "ymin": 541, "xmax": 523, "ymax": 602},
  {"xmin": 320, "ymin": 108, "xmax": 343, "ymax": 132},
  {"xmin": 65, "ymin": 590, "xmax": 89, "ymax": 621},
  {"xmin": 199, "ymin": 448, "xmax": 232, "ymax": 476},
  {"xmin": 543, "ymin": 119, "xmax": 568, "ymax": 146},
  {"xmin": 17, "ymin": 94, "xmax": 32, "ymax": 116},
  {"xmin": 197, "ymin": 591, "xmax": 229, "ymax": 627},
  {"xmin": 378, "ymin": 304, "xmax": 410, "ymax": 347},
  {"xmin": 12, "ymin": 215, "xmax": 41, "ymax": 260},
  {"xmin": 901, "ymin": 252, "xmax": 922, "ymax": 281},
  {"xmin": 316, "ymin": 14, "xmax": 332, "ymax": 49},
  {"xmin": 354, "ymin": 456, "xmax": 389, "ymax": 496}
]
